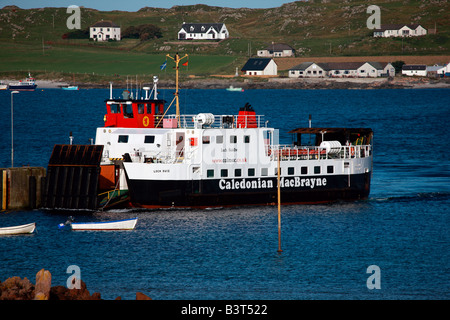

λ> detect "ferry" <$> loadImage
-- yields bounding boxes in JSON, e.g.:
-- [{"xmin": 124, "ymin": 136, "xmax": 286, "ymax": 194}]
[
  {"xmin": 9, "ymin": 73, "xmax": 37, "ymax": 91},
  {"xmin": 96, "ymin": 54, "xmax": 372, "ymax": 209},
  {"xmin": 43, "ymin": 54, "xmax": 373, "ymax": 210}
]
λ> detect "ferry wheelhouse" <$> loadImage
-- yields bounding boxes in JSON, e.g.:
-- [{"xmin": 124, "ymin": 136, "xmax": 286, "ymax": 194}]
[{"xmin": 94, "ymin": 55, "xmax": 373, "ymax": 209}]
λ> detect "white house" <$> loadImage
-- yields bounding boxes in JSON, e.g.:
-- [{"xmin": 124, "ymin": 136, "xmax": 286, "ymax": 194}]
[
  {"xmin": 402, "ymin": 65, "xmax": 427, "ymax": 76},
  {"xmin": 90, "ymin": 20, "xmax": 121, "ymax": 41},
  {"xmin": 258, "ymin": 43, "xmax": 295, "ymax": 57},
  {"xmin": 241, "ymin": 58, "xmax": 277, "ymax": 76},
  {"xmin": 178, "ymin": 23, "xmax": 229, "ymax": 40},
  {"xmin": 289, "ymin": 62, "xmax": 327, "ymax": 78},
  {"xmin": 358, "ymin": 62, "xmax": 395, "ymax": 77},
  {"xmin": 373, "ymin": 24, "xmax": 427, "ymax": 37},
  {"xmin": 289, "ymin": 61, "xmax": 395, "ymax": 78}
]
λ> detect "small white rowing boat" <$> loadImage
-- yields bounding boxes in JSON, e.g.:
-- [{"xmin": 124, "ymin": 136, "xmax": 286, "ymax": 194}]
[
  {"xmin": 70, "ymin": 217, "xmax": 137, "ymax": 231},
  {"xmin": 0, "ymin": 222, "xmax": 36, "ymax": 235}
]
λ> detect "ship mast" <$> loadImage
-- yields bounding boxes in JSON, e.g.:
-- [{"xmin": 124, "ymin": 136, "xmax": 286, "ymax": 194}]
[{"xmin": 166, "ymin": 53, "xmax": 188, "ymax": 127}]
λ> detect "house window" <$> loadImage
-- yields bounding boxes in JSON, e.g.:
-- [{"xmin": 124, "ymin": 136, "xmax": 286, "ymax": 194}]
[
  {"xmin": 207, "ymin": 169, "xmax": 214, "ymax": 178},
  {"xmin": 244, "ymin": 136, "xmax": 250, "ymax": 143},
  {"xmin": 216, "ymin": 135, "xmax": 223, "ymax": 143},
  {"xmin": 301, "ymin": 167, "xmax": 308, "ymax": 175},
  {"xmin": 235, "ymin": 168, "xmax": 242, "ymax": 177},
  {"xmin": 248, "ymin": 168, "xmax": 255, "ymax": 177},
  {"xmin": 202, "ymin": 136, "xmax": 210, "ymax": 144},
  {"xmin": 327, "ymin": 165, "xmax": 334, "ymax": 174},
  {"xmin": 118, "ymin": 135, "xmax": 129, "ymax": 143},
  {"xmin": 230, "ymin": 135, "xmax": 237, "ymax": 143},
  {"xmin": 261, "ymin": 168, "xmax": 268, "ymax": 176},
  {"xmin": 288, "ymin": 167, "xmax": 295, "ymax": 175},
  {"xmin": 221, "ymin": 169, "xmax": 228, "ymax": 178},
  {"xmin": 314, "ymin": 166, "xmax": 321, "ymax": 174}
]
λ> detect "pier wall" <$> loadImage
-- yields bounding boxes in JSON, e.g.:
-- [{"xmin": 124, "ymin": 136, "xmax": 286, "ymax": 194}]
[{"xmin": 0, "ymin": 167, "xmax": 46, "ymax": 211}]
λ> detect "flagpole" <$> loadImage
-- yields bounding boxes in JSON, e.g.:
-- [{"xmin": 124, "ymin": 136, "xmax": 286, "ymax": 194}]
[
  {"xmin": 277, "ymin": 149, "xmax": 282, "ymax": 253},
  {"xmin": 166, "ymin": 53, "xmax": 188, "ymax": 127}
]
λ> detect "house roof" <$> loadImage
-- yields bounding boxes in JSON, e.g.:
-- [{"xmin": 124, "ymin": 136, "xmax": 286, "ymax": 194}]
[
  {"xmin": 290, "ymin": 61, "xmax": 391, "ymax": 71},
  {"xmin": 402, "ymin": 64, "xmax": 427, "ymax": 70},
  {"xmin": 374, "ymin": 24, "xmax": 424, "ymax": 32},
  {"xmin": 321, "ymin": 62, "xmax": 364, "ymax": 71},
  {"xmin": 289, "ymin": 62, "xmax": 318, "ymax": 71},
  {"xmin": 91, "ymin": 20, "xmax": 119, "ymax": 28},
  {"xmin": 263, "ymin": 43, "xmax": 295, "ymax": 52},
  {"xmin": 180, "ymin": 23, "xmax": 225, "ymax": 34},
  {"xmin": 241, "ymin": 58, "xmax": 274, "ymax": 71}
]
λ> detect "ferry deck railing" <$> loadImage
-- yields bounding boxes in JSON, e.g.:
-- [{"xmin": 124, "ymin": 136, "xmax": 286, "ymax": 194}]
[
  {"xmin": 267, "ymin": 144, "xmax": 372, "ymax": 161},
  {"xmin": 164, "ymin": 114, "xmax": 267, "ymax": 129}
]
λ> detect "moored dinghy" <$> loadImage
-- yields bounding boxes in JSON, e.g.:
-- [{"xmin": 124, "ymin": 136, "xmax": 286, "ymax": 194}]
[
  {"xmin": 68, "ymin": 217, "xmax": 137, "ymax": 231},
  {"xmin": 0, "ymin": 222, "xmax": 36, "ymax": 235}
]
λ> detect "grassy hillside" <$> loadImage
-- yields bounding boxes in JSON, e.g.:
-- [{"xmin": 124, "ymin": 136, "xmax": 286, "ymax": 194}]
[{"xmin": 0, "ymin": 0, "xmax": 449, "ymax": 80}]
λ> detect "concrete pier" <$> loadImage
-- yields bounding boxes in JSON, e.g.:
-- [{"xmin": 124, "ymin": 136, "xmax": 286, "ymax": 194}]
[{"xmin": 0, "ymin": 167, "xmax": 46, "ymax": 211}]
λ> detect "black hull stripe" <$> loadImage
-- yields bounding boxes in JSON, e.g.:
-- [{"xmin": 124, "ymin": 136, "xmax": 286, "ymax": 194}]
[{"xmin": 125, "ymin": 173, "xmax": 371, "ymax": 208}]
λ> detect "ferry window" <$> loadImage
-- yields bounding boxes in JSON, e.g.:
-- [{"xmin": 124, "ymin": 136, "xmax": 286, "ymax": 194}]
[
  {"xmin": 248, "ymin": 168, "xmax": 255, "ymax": 177},
  {"xmin": 261, "ymin": 168, "xmax": 268, "ymax": 176},
  {"xmin": 314, "ymin": 166, "xmax": 321, "ymax": 174},
  {"xmin": 230, "ymin": 135, "xmax": 237, "ymax": 143},
  {"xmin": 138, "ymin": 104, "xmax": 145, "ymax": 114},
  {"xmin": 207, "ymin": 169, "xmax": 214, "ymax": 178},
  {"xmin": 327, "ymin": 166, "xmax": 334, "ymax": 174},
  {"xmin": 110, "ymin": 104, "xmax": 121, "ymax": 113},
  {"xmin": 118, "ymin": 135, "xmax": 129, "ymax": 143},
  {"xmin": 216, "ymin": 135, "xmax": 223, "ymax": 144},
  {"xmin": 288, "ymin": 167, "xmax": 295, "ymax": 175},
  {"xmin": 123, "ymin": 104, "xmax": 134, "ymax": 118},
  {"xmin": 221, "ymin": 169, "xmax": 228, "ymax": 178},
  {"xmin": 235, "ymin": 169, "xmax": 242, "ymax": 177},
  {"xmin": 144, "ymin": 135, "xmax": 155, "ymax": 144},
  {"xmin": 244, "ymin": 136, "xmax": 250, "ymax": 143},
  {"xmin": 202, "ymin": 136, "xmax": 210, "ymax": 144},
  {"xmin": 301, "ymin": 167, "xmax": 308, "ymax": 175}
]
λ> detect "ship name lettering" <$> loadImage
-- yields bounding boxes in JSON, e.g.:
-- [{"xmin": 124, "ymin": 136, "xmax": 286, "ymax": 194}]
[{"xmin": 218, "ymin": 177, "xmax": 327, "ymax": 190}]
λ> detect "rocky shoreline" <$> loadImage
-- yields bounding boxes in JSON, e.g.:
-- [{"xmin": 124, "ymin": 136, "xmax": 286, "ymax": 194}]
[
  {"xmin": 32, "ymin": 76, "xmax": 450, "ymax": 90},
  {"xmin": 0, "ymin": 269, "xmax": 151, "ymax": 300}
]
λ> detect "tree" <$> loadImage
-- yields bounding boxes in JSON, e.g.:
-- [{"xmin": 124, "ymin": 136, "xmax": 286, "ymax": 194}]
[{"xmin": 392, "ymin": 61, "xmax": 405, "ymax": 74}]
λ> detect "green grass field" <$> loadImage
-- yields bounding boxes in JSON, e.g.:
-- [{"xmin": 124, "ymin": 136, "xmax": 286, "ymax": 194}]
[
  {"xmin": 0, "ymin": 42, "xmax": 239, "ymax": 78},
  {"xmin": 0, "ymin": 2, "xmax": 448, "ymax": 82}
]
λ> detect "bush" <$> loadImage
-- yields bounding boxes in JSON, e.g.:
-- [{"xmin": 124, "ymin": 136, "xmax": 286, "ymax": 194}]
[
  {"xmin": 122, "ymin": 24, "xmax": 162, "ymax": 41},
  {"xmin": 62, "ymin": 28, "xmax": 89, "ymax": 39}
]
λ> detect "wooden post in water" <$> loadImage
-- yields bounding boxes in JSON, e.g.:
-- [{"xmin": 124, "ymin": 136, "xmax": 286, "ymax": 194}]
[{"xmin": 277, "ymin": 150, "xmax": 282, "ymax": 253}]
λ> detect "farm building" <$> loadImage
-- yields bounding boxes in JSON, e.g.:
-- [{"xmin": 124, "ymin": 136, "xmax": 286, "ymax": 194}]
[
  {"xmin": 90, "ymin": 20, "xmax": 121, "ymax": 41},
  {"xmin": 241, "ymin": 58, "xmax": 277, "ymax": 76},
  {"xmin": 178, "ymin": 23, "xmax": 229, "ymax": 40}
]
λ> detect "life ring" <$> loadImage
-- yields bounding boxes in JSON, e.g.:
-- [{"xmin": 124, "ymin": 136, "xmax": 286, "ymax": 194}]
[{"xmin": 350, "ymin": 147, "xmax": 355, "ymax": 156}]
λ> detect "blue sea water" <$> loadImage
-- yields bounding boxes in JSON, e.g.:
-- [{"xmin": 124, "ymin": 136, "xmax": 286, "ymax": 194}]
[{"xmin": 0, "ymin": 88, "xmax": 449, "ymax": 300}]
